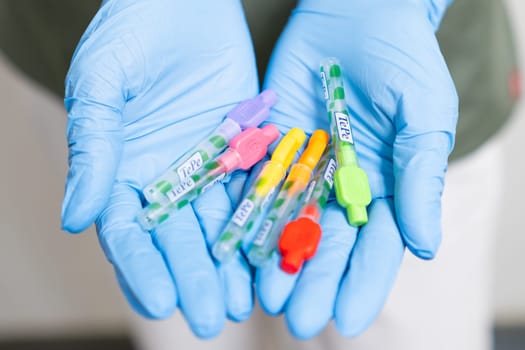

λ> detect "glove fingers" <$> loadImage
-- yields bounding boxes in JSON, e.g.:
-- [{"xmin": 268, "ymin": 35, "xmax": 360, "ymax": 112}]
[
  {"xmin": 114, "ymin": 268, "xmax": 159, "ymax": 318},
  {"xmin": 334, "ymin": 198, "xmax": 404, "ymax": 337},
  {"xmin": 284, "ymin": 202, "xmax": 358, "ymax": 339},
  {"xmin": 96, "ymin": 183, "xmax": 176, "ymax": 319},
  {"xmin": 151, "ymin": 205, "xmax": 225, "ymax": 339},
  {"xmin": 217, "ymin": 254, "xmax": 254, "ymax": 322},
  {"xmin": 192, "ymin": 184, "xmax": 253, "ymax": 322},
  {"xmin": 253, "ymin": 199, "xmax": 342, "ymax": 316},
  {"xmin": 255, "ymin": 253, "xmax": 296, "ymax": 316}
]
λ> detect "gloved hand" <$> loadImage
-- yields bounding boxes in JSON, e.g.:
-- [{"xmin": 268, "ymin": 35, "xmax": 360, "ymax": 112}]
[
  {"xmin": 255, "ymin": 0, "xmax": 458, "ymax": 338},
  {"xmin": 61, "ymin": 0, "xmax": 258, "ymax": 338}
]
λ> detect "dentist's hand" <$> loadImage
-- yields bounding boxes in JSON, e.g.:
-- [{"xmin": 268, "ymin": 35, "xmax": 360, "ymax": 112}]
[
  {"xmin": 256, "ymin": 0, "xmax": 458, "ymax": 338},
  {"xmin": 61, "ymin": 0, "xmax": 257, "ymax": 337}
]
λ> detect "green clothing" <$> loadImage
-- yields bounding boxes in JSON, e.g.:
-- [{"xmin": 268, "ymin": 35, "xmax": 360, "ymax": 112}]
[
  {"xmin": 0, "ymin": 0, "xmax": 99, "ymax": 95},
  {"xmin": 438, "ymin": 0, "xmax": 519, "ymax": 158},
  {"xmin": 0, "ymin": 0, "xmax": 519, "ymax": 160}
]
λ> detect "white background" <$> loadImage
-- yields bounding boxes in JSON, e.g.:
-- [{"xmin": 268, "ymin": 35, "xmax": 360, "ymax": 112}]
[
  {"xmin": 493, "ymin": 0, "xmax": 525, "ymax": 326},
  {"xmin": 0, "ymin": 0, "xmax": 524, "ymax": 338}
]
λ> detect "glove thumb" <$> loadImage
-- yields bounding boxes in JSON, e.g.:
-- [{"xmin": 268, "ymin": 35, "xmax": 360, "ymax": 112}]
[
  {"xmin": 61, "ymin": 32, "xmax": 140, "ymax": 232},
  {"xmin": 393, "ymin": 76, "xmax": 458, "ymax": 259}
]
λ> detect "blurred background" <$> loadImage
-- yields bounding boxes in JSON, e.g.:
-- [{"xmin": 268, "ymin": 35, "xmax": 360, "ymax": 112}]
[{"xmin": 0, "ymin": 0, "xmax": 524, "ymax": 349}]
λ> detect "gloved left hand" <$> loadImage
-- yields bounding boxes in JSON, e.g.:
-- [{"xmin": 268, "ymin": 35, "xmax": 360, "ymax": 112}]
[
  {"xmin": 254, "ymin": 0, "xmax": 458, "ymax": 339},
  {"xmin": 61, "ymin": 0, "xmax": 257, "ymax": 338}
]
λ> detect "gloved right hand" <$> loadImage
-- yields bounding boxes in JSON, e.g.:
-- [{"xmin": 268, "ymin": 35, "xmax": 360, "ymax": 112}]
[{"xmin": 61, "ymin": 0, "xmax": 258, "ymax": 338}]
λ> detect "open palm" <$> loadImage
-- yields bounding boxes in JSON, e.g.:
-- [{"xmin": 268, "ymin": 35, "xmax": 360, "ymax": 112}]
[
  {"xmin": 61, "ymin": 0, "xmax": 258, "ymax": 337},
  {"xmin": 255, "ymin": 0, "xmax": 458, "ymax": 338}
]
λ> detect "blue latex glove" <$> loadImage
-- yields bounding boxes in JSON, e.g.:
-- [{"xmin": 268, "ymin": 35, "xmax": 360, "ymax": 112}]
[
  {"xmin": 61, "ymin": 0, "xmax": 257, "ymax": 337},
  {"xmin": 255, "ymin": 0, "xmax": 458, "ymax": 338}
]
